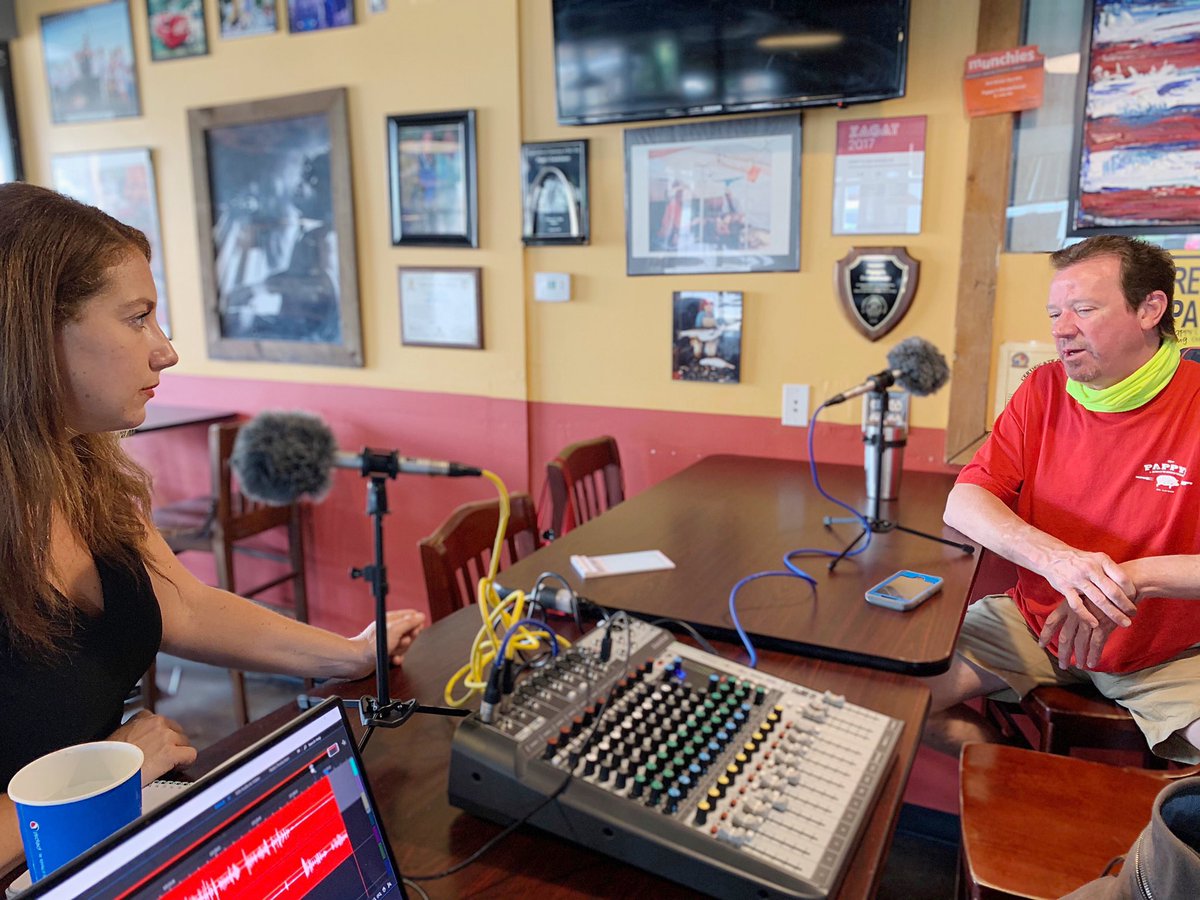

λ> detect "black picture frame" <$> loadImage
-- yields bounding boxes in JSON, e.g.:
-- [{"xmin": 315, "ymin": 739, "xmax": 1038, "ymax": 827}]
[
  {"xmin": 386, "ymin": 109, "xmax": 478, "ymax": 247},
  {"xmin": 521, "ymin": 139, "xmax": 589, "ymax": 245},
  {"xmin": 624, "ymin": 114, "xmax": 802, "ymax": 276},
  {"xmin": 188, "ymin": 87, "xmax": 364, "ymax": 367},
  {"xmin": 0, "ymin": 43, "xmax": 23, "ymax": 183}
]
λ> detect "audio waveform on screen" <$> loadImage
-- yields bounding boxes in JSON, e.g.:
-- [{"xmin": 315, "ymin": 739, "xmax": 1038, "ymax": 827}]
[{"xmin": 165, "ymin": 778, "xmax": 352, "ymax": 900}]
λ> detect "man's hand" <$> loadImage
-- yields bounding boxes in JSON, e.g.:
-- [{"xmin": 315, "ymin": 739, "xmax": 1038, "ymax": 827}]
[
  {"xmin": 1039, "ymin": 548, "xmax": 1136, "ymax": 630},
  {"xmin": 1038, "ymin": 596, "xmax": 1120, "ymax": 669},
  {"xmin": 108, "ymin": 710, "xmax": 197, "ymax": 785},
  {"xmin": 347, "ymin": 609, "xmax": 426, "ymax": 678}
]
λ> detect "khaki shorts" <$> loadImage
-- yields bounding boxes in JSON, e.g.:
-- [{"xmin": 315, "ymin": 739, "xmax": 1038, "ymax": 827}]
[{"xmin": 958, "ymin": 594, "xmax": 1200, "ymax": 763}]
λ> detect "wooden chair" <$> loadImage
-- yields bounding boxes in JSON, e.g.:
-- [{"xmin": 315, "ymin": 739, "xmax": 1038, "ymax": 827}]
[
  {"xmin": 968, "ymin": 549, "xmax": 1160, "ymax": 766},
  {"xmin": 545, "ymin": 436, "xmax": 624, "ymax": 538},
  {"xmin": 419, "ymin": 493, "xmax": 540, "ymax": 623},
  {"xmin": 959, "ymin": 742, "xmax": 1199, "ymax": 899},
  {"xmin": 152, "ymin": 421, "xmax": 309, "ymax": 726}
]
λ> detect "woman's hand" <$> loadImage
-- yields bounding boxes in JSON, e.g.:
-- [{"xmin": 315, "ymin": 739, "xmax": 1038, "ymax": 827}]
[
  {"xmin": 346, "ymin": 609, "xmax": 426, "ymax": 679},
  {"xmin": 108, "ymin": 710, "xmax": 197, "ymax": 785}
]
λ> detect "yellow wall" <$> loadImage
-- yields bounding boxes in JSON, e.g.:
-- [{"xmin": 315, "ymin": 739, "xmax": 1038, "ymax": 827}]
[
  {"xmin": 10, "ymin": 0, "xmax": 993, "ymax": 432},
  {"xmin": 12, "ymin": 0, "xmax": 530, "ymax": 400},
  {"xmin": 520, "ymin": 0, "xmax": 979, "ymax": 432}
]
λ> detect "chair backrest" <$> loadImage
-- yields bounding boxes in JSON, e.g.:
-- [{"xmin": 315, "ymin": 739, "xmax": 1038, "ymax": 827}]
[
  {"xmin": 419, "ymin": 493, "xmax": 541, "ymax": 623},
  {"xmin": 210, "ymin": 421, "xmax": 297, "ymax": 544},
  {"xmin": 966, "ymin": 547, "xmax": 1019, "ymax": 604},
  {"xmin": 545, "ymin": 436, "xmax": 625, "ymax": 538}
]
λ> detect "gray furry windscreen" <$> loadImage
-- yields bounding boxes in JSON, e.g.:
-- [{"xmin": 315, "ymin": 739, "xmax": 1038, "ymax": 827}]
[
  {"xmin": 230, "ymin": 411, "xmax": 338, "ymax": 504},
  {"xmin": 888, "ymin": 337, "xmax": 950, "ymax": 396}
]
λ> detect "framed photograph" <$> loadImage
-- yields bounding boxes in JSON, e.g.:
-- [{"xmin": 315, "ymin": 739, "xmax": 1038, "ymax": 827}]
[
  {"xmin": 218, "ymin": 0, "xmax": 277, "ymax": 38},
  {"xmin": 147, "ymin": 0, "xmax": 208, "ymax": 61},
  {"xmin": 625, "ymin": 114, "xmax": 801, "ymax": 276},
  {"xmin": 398, "ymin": 267, "xmax": 483, "ymax": 349},
  {"xmin": 521, "ymin": 139, "xmax": 589, "ymax": 245},
  {"xmin": 672, "ymin": 291, "xmax": 743, "ymax": 383},
  {"xmin": 286, "ymin": 0, "xmax": 354, "ymax": 33},
  {"xmin": 387, "ymin": 110, "xmax": 478, "ymax": 247},
  {"xmin": 40, "ymin": 0, "xmax": 140, "ymax": 124},
  {"xmin": 188, "ymin": 87, "xmax": 364, "ymax": 367},
  {"xmin": 1070, "ymin": 0, "xmax": 1200, "ymax": 234},
  {"xmin": 50, "ymin": 148, "xmax": 171, "ymax": 338}
]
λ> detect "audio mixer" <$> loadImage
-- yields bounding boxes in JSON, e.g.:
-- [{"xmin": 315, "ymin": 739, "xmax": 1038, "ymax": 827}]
[{"xmin": 448, "ymin": 618, "xmax": 903, "ymax": 899}]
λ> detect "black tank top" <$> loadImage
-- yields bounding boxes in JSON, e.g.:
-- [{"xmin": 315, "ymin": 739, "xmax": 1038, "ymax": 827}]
[{"xmin": 0, "ymin": 555, "xmax": 162, "ymax": 786}]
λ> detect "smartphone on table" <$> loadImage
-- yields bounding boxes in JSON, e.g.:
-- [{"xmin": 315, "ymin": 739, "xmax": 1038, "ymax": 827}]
[{"xmin": 865, "ymin": 570, "xmax": 943, "ymax": 611}]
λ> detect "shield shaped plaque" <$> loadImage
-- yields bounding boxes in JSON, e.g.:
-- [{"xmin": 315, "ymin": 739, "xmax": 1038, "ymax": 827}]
[{"xmin": 835, "ymin": 247, "xmax": 920, "ymax": 341}]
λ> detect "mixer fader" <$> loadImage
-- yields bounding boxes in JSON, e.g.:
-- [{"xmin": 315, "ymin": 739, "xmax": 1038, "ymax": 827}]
[{"xmin": 448, "ymin": 618, "xmax": 902, "ymax": 899}]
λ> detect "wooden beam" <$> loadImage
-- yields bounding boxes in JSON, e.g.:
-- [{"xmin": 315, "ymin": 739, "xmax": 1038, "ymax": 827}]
[{"xmin": 944, "ymin": 0, "xmax": 1023, "ymax": 465}]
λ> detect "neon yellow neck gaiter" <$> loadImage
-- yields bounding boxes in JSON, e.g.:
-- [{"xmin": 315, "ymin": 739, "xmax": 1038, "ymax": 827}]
[{"xmin": 1065, "ymin": 338, "xmax": 1180, "ymax": 413}]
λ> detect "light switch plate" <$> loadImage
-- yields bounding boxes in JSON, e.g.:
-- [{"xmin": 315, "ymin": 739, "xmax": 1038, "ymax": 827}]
[{"xmin": 534, "ymin": 272, "xmax": 571, "ymax": 302}]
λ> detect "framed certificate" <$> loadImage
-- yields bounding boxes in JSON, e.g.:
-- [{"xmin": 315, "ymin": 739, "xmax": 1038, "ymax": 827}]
[{"xmin": 398, "ymin": 266, "xmax": 483, "ymax": 349}]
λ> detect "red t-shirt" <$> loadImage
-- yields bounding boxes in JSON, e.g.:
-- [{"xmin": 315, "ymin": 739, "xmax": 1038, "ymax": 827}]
[{"xmin": 957, "ymin": 359, "xmax": 1200, "ymax": 673}]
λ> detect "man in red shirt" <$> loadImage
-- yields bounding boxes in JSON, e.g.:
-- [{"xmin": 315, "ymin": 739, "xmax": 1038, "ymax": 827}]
[{"xmin": 928, "ymin": 235, "xmax": 1200, "ymax": 763}]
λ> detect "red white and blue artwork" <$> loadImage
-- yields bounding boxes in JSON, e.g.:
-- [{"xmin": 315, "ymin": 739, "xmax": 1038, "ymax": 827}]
[{"xmin": 1072, "ymin": 0, "xmax": 1200, "ymax": 233}]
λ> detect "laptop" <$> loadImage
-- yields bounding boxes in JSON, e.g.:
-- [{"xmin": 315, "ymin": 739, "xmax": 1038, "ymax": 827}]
[{"xmin": 21, "ymin": 697, "xmax": 407, "ymax": 899}]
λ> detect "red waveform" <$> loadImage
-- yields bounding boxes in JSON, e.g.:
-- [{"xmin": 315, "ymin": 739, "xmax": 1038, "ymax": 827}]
[{"xmin": 164, "ymin": 778, "xmax": 353, "ymax": 900}]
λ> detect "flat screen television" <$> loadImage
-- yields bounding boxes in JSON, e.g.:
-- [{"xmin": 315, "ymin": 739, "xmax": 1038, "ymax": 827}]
[{"xmin": 552, "ymin": 0, "xmax": 910, "ymax": 126}]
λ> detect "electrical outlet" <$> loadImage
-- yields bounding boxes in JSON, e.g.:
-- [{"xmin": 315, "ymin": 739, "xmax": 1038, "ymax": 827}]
[{"xmin": 781, "ymin": 384, "xmax": 810, "ymax": 427}]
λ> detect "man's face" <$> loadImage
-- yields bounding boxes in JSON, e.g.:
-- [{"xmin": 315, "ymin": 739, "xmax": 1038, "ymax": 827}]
[{"xmin": 1047, "ymin": 255, "xmax": 1162, "ymax": 389}]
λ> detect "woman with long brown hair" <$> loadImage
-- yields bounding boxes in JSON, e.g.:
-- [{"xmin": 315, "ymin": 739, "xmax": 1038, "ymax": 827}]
[{"xmin": 0, "ymin": 183, "xmax": 424, "ymax": 871}]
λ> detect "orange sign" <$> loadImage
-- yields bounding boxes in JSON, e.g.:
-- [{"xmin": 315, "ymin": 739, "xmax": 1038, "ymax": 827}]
[{"xmin": 963, "ymin": 45, "xmax": 1045, "ymax": 117}]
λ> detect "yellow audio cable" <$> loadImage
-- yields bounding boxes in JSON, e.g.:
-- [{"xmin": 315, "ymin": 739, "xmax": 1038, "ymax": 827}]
[{"xmin": 443, "ymin": 469, "xmax": 570, "ymax": 708}]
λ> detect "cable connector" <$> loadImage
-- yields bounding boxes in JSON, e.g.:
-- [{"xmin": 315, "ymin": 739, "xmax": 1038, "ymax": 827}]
[
  {"xmin": 480, "ymin": 665, "xmax": 503, "ymax": 724},
  {"xmin": 599, "ymin": 625, "xmax": 613, "ymax": 663}
]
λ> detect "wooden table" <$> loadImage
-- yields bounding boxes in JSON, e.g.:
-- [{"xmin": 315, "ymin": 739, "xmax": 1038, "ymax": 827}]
[
  {"xmin": 132, "ymin": 404, "xmax": 237, "ymax": 434},
  {"xmin": 500, "ymin": 455, "xmax": 979, "ymax": 676},
  {"xmin": 182, "ymin": 606, "xmax": 932, "ymax": 899}
]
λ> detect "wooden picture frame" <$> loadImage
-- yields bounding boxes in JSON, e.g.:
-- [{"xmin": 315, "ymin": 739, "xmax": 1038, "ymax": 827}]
[
  {"xmin": 188, "ymin": 87, "xmax": 364, "ymax": 366},
  {"xmin": 624, "ymin": 114, "xmax": 801, "ymax": 276},
  {"xmin": 387, "ymin": 110, "xmax": 478, "ymax": 247},
  {"xmin": 1069, "ymin": 0, "xmax": 1200, "ymax": 234},
  {"xmin": 521, "ymin": 139, "xmax": 589, "ymax": 245},
  {"xmin": 398, "ymin": 266, "xmax": 483, "ymax": 349}
]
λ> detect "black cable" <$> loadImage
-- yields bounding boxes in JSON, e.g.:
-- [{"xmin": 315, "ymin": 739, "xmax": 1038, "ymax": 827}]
[
  {"xmin": 357, "ymin": 724, "xmax": 375, "ymax": 755},
  {"xmin": 648, "ymin": 616, "xmax": 720, "ymax": 657}
]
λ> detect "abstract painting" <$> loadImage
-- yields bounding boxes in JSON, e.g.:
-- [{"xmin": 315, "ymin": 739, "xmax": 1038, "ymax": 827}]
[{"xmin": 1071, "ymin": 0, "xmax": 1200, "ymax": 233}]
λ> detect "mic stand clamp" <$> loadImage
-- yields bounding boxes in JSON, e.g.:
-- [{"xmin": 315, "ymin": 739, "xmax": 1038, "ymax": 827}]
[
  {"xmin": 823, "ymin": 385, "xmax": 974, "ymax": 572},
  {"xmin": 348, "ymin": 469, "xmax": 471, "ymax": 730}
]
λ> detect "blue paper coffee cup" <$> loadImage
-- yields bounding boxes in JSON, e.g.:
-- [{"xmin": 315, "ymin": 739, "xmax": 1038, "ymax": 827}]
[{"xmin": 7, "ymin": 741, "xmax": 143, "ymax": 882}]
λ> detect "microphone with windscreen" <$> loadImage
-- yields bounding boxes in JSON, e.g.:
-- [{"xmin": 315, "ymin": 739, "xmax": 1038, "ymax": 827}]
[
  {"xmin": 825, "ymin": 337, "xmax": 950, "ymax": 405},
  {"xmin": 230, "ymin": 410, "xmax": 482, "ymax": 505}
]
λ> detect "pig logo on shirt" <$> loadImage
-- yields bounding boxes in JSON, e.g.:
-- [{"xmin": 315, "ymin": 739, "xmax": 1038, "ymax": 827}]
[{"xmin": 1136, "ymin": 460, "xmax": 1193, "ymax": 493}]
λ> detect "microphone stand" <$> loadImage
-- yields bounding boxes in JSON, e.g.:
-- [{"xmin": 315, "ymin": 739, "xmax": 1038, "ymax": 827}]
[
  {"xmin": 823, "ymin": 387, "xmax": 974, "ymax": 572},
  {"xmin": 347, "ymin": 450, "xmax": 468, "ymax": 730}
]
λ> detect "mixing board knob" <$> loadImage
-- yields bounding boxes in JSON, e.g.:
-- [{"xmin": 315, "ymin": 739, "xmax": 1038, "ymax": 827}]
[
  {"xmin": 614, "ymin": 769, "xmax": 629, "ymax": 790},
  {"xmin": 715, "ymin": 775, "xmax": 731, "ymax": 798},
  {"xmin": 631, "ymin": 774, "xmax": 647, "ymax": 798},
  {"xmin": 583, "ymin": 752, "xmax": 599, "ymax": 776},
  {"xmin": 648, "ymin": 780, "xmax": 665, "ymax": 806},
  {"xmin": 754, "ymin": 685, "xmax": 766, "ymax": 705},
  {"xmin": 696, "ymin": 751, "xmax": 712, "ymax": 773},
  {"xmin": 803, "ymin": 701, "xmax": 828, "ymax": 722},
  {"xmin": 543, "ymin": 737, "xmax": 560, "ymax": 760},
  {"xmin": 665, "ymin": 787, "xmax": 682, "ymax": 813},
  {"xmin": 822, "ymin": 691, "xmax": 846, "ymax": 707},
  {"xmin": 694, "ymin": 801, "xmax": 712, "ymax": 826}
]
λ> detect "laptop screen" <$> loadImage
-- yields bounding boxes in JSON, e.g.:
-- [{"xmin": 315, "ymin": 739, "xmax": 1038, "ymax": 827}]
[{"xmin": 25, "ymin": 698, "xmax": 407, "ymax": 899}]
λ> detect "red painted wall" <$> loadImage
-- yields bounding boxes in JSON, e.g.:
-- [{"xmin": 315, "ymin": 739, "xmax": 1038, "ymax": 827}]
[{"xmin": 133, "ymin": 376, "xmax": 958, "ymax": 637}]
